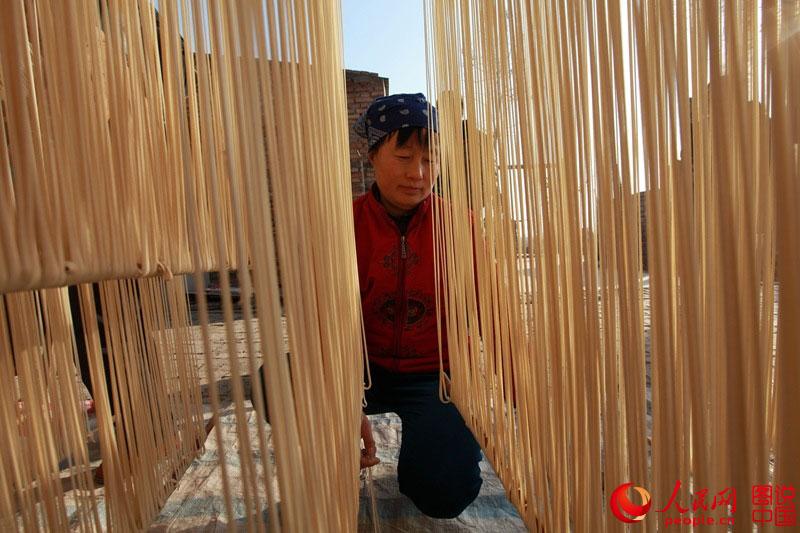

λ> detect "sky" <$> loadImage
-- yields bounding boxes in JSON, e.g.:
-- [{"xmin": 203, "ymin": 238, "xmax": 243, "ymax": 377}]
[
  {"xmin": 154, "ymin": 0, "xmax": 428, "ymax": 96},
  {"xmin": 341, "ymin": 0, "xmax": 428, "ymax": 96}
]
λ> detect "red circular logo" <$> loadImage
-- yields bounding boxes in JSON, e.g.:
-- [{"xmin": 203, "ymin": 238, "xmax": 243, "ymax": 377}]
[{"xmin": 610, "ymin": 482, "xmax": 652, "ymax": 523}]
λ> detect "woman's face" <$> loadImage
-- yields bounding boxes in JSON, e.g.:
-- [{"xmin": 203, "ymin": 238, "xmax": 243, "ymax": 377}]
[{"xmin": 369, "ymin": 130, "xmax": 438, "ymax": 217}]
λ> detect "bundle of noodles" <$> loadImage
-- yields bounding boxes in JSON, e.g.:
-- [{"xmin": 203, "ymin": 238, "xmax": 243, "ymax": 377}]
[
  {"xmin": 425, "ymin": 0, "xmax": 799, "ymax": 530},
  {"xmin": 1, "ymin": 0, "xmax": 364, "ymax": 530}
]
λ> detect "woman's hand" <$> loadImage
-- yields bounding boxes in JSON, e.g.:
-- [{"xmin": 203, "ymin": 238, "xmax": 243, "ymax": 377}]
[{"xmin": 360, "ymin": 414, "xmax": 380, "ymax": 469}]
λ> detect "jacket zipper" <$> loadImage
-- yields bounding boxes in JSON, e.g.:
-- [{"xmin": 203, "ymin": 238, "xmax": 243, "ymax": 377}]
[{"xmin": 393, "ymin": 234, "xmax": 408, "ymax": 371}]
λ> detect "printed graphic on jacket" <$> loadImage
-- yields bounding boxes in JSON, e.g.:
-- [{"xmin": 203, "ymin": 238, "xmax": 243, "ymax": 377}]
[{"xmin": 374, "ymin": 290, "xmax": 434, "ymax": 329}]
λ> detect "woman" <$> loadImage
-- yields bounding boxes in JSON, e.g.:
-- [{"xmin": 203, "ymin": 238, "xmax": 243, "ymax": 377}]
[
  {"xmin": 257, "ymin": 93, "xmax": 482, "ymax": 519},
  {"xmin": 351, "ymin": 93, "xmax": 482, "ymax": 519}
]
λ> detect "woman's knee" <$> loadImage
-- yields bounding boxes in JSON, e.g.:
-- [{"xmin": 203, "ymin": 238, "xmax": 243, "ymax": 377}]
[
  {"xmin": 396, "ymin": 400, "xmax": 484, "ymax": 517},
  {"xmin": 397, "ymin": 442, "xmax": 483, "ymax": 519},
  {"xmin": 398, "ymin": 469, "xmax": 483, "ymax": 518}
]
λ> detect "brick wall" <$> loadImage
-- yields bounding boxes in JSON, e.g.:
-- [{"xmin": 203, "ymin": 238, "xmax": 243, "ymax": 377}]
[{"xmin": 345, "ymin": 70, "xmax": 388, "ymax": 198}]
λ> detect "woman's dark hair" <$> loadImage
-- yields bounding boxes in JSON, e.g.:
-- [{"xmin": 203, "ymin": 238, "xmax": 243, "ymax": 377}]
[{"xmin": 368, "ymin": 126, "xmax": 431, "ymax": 156}]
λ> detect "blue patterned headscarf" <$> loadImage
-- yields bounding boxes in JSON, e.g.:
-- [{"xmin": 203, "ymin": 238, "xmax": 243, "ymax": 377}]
[{"xmin": 353, "ymin": 93, "xmax": 438, "ymax": 150}]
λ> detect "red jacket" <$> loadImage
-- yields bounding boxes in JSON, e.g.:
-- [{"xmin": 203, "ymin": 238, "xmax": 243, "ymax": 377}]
[{"xmin": 353, "ymin": 187, "xmax": 447, "ymax": 374}]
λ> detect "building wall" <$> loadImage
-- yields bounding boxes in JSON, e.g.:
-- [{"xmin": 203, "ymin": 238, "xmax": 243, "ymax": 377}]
[{"xmin": 345, "ymin": 70, "xmax": 388, "ymax": 198}]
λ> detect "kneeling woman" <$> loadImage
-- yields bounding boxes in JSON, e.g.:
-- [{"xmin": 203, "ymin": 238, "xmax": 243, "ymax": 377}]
[
  {"xmin": 258, "ymin": 93, "xmax": 483, "ymax": 519},
  {"xmin": 351, "ymin": 93, "xmax": 482, "ymax": 519}
]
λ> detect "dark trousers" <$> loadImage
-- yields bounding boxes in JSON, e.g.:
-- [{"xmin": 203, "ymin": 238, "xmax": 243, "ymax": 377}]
[
  {"xmin": 256, "ymin": 362, "xmax": 483, "ymax": 519},
  {"xmin": 364, "ymin": 364, "xmax": 483, "ymax": 519}
]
